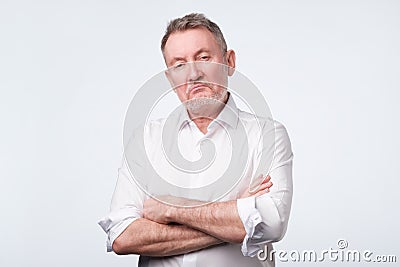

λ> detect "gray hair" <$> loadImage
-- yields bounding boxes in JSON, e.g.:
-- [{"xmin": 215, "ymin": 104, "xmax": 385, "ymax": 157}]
[{"xmin": 161, "ymin": 13, "xmax": 227, "ymax": 57}]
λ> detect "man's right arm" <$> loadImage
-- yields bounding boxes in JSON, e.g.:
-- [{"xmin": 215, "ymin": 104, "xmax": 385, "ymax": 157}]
[
  {"xmin": 99, "ymin": 158, "xmax": 271, "ymax": 257},
  {"xmin": 99, "ymin": 158, "xmax": 224, "ymax": 256},
  {"xmin": 112, "ymin": 218, "xmax": 222, "ymax": 256}
]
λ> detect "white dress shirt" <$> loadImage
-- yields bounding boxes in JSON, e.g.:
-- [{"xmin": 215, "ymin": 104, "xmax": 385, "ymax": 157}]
[{"xmin": 98, "ymin": 95, "xmax": 293, "ymax": 267}]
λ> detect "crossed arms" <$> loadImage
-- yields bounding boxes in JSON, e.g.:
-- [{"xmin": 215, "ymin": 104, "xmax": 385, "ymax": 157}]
[
  {"xmin": 112, "ymin": 176, "xmax": 273, "ymax": 256},
  {"xmin": 99, "ymin": 122, "xmax": 293, "ymax": 257}
]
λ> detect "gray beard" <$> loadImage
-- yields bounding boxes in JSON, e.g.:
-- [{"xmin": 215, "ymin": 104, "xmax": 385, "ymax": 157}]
[{"xmin": 185, "ymin": 91, "xmax": 227, "ymax": 116}]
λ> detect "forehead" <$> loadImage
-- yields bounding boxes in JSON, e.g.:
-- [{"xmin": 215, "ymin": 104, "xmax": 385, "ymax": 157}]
[{"xmin": 164, "ymin": 27, "xmax": 220, "ymax": 60}]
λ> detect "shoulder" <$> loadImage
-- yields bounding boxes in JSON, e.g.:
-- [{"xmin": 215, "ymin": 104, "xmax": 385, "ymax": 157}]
[
  {"xmin": 273, "ymin": 120, "xmax": 292, "ymax": 153},
  {"xmin": 238, "ymin": 109, "xmax": 292, "ymax": 152},
  {"xmin": 271, "ymin": 120, "xmax": 293, "ymax": 167},
  {"xmin": 238, "ymin": 110, "xmax": 290, "ymax": 140}
]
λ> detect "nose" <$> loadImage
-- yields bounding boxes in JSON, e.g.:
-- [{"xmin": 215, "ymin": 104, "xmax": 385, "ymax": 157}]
[{"xmin": 187, "ymin": 62, "xmax": 203, "ymax": 82}]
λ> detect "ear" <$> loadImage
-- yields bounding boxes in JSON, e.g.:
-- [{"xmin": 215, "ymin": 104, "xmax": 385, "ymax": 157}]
[
  {"xmin": 225, "ymin": 49, "xmax": 236, "ymax": 76},
  {"xmin": 164, "ymin": 69, "xmax": 177, "ymax": 93}
]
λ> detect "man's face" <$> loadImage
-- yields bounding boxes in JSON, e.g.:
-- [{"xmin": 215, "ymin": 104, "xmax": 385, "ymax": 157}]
[{"xmin": 163, "ymin": 27, "xmax": 235, "ymax": 112}]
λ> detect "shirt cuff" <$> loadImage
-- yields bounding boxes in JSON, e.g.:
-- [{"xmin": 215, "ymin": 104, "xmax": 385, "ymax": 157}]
[
  {"xmin": 236, "ymin": 196, "xmax": 263, "ymax": 257},
  {"xmin": 98, "ymin": 208, "xmax": 141, "ymax": 252}
]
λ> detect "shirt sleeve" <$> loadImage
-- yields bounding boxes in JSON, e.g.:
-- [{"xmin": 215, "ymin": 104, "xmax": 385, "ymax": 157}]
[
  {"xmin": 98, "ymin": 158, "xmax": 146, "ymax": 252},
  {"xmin": 237, "ymin": 121, "xmax": 293, "ymax": 257}
]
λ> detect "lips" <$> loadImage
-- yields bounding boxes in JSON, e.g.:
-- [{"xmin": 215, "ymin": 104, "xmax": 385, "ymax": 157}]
[{"xmin": 187, "ymin": 83, "xmax": 210, "ymax": 95}]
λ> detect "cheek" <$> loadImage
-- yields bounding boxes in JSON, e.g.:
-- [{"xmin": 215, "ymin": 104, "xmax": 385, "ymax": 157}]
[
  {"xmin": 175, "ymin": 85, "xmax": 188, "ymax": 101},
  {"xmin": 203, "ymin": 64, "xmax": 228, "ymax": 87}
]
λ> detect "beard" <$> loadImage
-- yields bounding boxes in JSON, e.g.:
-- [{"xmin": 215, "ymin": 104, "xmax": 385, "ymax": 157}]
[{"xmin": 184, "ymin": 90, "xmax": 228, "ymax": 117}]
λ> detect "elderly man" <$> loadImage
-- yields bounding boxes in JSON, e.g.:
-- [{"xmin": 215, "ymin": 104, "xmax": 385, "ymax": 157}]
[{"xmin": 99, "ymin": 13, "xmax": 293, "ymax": 267}]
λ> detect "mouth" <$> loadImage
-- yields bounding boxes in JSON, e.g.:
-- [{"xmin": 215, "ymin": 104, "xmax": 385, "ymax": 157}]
[{"xmin": 187, "ymin": 83, "xmax": 211, "ymax": 96}]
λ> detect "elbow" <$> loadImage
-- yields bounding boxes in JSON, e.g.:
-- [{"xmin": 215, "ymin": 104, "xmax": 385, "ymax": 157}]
[
  {"xmin": 255, "ymin": 218, "xmax": 287, "ymax": 244},
  {"xmin": 112, "ymin": 236, "xmax": 127, "ymax": 255},
  {"xmin": 112, "ymin": 235, "xmax": 139, "ymax": 255},
  {"xmin": 231, "ymin": 230, "xmax": 247, "ymax": 244},
  {"xmin": 269, "ymin": 227, "xmax": 285, "ymax": 243},
  {"xmin": 111, "ymin": 219, "xmax": 147, "ymax": 255},
  {"xmin": 231, "ymin": 221, "xmax": 285, "ymax": 244},
  {"xmin": 264, "ymin": 220, "xmax": 287, "ymax": 243}
]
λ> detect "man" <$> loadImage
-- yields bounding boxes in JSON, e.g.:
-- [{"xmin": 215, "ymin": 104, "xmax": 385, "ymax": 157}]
[{"xmin": 99, "ymin": 13, "xmax": 293, "ymax": 267}]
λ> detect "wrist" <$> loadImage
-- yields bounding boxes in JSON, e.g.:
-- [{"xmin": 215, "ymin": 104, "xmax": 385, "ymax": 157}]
[{"xmin": 165, "ymin": 204, "xmax": 178, "ymax": 223}]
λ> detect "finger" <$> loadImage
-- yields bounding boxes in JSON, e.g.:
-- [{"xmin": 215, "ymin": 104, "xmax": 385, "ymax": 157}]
[
  {"xmin": 256, "ymin": 176, "xmax": 270, "ymax": 187},
  {"xmin": 250, "ymin": 174, "xmax": 264, "ymax": 187},
  {"xmin": 252, "ymin": 182, "xmax": 269, "ymax": 192},
  {"xmin": 262, "ymin": 175, "xmax": 271, "ymax": 184},
  {"xmin": 253, "ymin": 188, "xmax": 270, "ymax": 197},
  {"xmin": 250, "ymin": 180, "xmax": 273, "ymax": 194}
]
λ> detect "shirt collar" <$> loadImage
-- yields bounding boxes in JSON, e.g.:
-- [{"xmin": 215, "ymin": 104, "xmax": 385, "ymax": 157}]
[{"xmin": 176, "ymin": 93, "xmax": 239, "ymax": 130}]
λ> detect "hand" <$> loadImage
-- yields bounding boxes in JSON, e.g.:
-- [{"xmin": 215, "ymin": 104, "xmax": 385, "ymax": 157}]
[
  {"xmin": 143, "ymin": 195, "xmax": 202, "ymax": 224},
  {"xmin": 240, "ymin": 174, "xmax": 273, "ymax": 198},
  {"xmin": 143, "ymin": 197, "xmax": 175, "ymax": 224}
]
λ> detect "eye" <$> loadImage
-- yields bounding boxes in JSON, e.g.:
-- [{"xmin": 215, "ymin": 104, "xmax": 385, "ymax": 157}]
[
  {"xmin": 199, "ymin": 55, "xmax": 210, "ymax": 61},
  {"xmin": 174, "ymin": 62, "xmax": 185, "ymax": 69}
]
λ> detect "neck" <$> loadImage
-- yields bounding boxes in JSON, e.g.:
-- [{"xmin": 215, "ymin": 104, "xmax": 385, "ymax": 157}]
[{"xmin": 192, "ymin": 117, "xmax": 213, "ymax": 134}]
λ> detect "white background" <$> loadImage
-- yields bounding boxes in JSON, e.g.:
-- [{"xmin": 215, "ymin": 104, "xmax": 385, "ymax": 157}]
[{"xmin": 1, "ymin": 0, "xmax": 399, "ymax": 266}]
